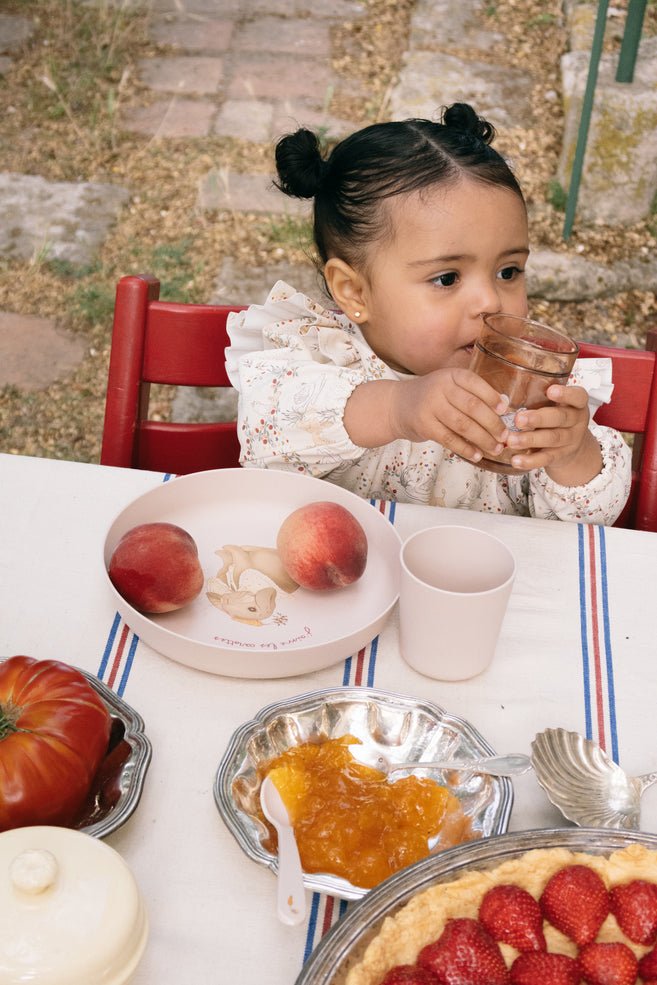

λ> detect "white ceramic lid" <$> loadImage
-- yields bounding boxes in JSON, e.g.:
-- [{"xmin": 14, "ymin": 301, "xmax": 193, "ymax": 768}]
[{"xmin": 0, "ymin": 825, "xmax": 148, "ymax": 985}]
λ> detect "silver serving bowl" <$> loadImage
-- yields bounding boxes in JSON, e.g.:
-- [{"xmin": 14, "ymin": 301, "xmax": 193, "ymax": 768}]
[
  {"xmin": 0, "ymin": 657, "xmax": 151, "ymax": 839},
  {"xmin": 296, "ymin": 827, "xmax": 657, "ymax": 985},
  {"xmin": 75, "ymin": 670, "xmax": 152, "ymax": 838},
  {"xmin": 214, "ymin": 686, "xmax": 514, "ymax": 900},
  {"xmin": 531, "ymin": 727, "xmax": 657, "ymax": 830}
]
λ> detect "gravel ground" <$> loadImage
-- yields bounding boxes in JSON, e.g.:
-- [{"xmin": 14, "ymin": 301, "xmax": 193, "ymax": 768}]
[{"xmin": 0, "ymin": 0, "xmax": 655, "ymax": 464}]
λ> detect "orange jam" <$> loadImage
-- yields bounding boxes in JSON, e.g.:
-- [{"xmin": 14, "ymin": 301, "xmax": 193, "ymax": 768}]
[{"xmin": 259, "ymin": 735, "xmax": 474, "ymax": 889}]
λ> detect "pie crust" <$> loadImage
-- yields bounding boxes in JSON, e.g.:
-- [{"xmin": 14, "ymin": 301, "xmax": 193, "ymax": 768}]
[{"xmin": 342, "ymin": 844, "xmax": 657, "ymax": 985}]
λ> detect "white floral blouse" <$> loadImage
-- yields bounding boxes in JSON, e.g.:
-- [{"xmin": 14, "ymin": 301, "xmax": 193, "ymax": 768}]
[{"xmin": 225, "ymin": 282, "xmax": 632, "ymax": 525}]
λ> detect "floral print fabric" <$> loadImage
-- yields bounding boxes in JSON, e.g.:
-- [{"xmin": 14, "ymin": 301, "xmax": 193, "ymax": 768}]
[{"xmin": 225, "ymin": 282, "xmax": 632, "ymax": 525}]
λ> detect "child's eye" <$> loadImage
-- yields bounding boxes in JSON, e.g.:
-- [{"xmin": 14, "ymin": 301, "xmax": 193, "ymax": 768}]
[
  {"xmin": 497, "ymin": 265, "xmax": 524, "ymax": 281},
  {"xmin": 431, "ymin": 272, "xmax": 458, "ymax": 287}
]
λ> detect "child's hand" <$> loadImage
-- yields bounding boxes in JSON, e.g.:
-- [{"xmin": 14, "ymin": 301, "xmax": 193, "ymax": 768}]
[
  {"xmin": 391, "ymin": 368, "xmax": 510, "ymax": 464},
  {"xmin": 504, "ymin": 384, "xmax": 603, "ymax": 485}
]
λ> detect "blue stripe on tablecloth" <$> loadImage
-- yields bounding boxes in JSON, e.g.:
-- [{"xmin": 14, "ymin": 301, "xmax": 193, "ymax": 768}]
[
  {"xmin": 98, "ymin": 611, "xmax": 122, "ymax": 680},
  {"xmin": 117, "ymin": 631, "xmax": 140, "ymax": 697},
  {"xmin": 577, "ymin": 524, "xmax": 593, "ymax": 740},
  {"xmin": 366, "ymin": 635, "xmax": 379, "ymax": 687},
  {"xmin": 302, "ymin": 894, "xmax": 321, "ymax": 964},
  {"xmin": 303, "ymin": 500, "xmax": 397, "ymax": 963}
]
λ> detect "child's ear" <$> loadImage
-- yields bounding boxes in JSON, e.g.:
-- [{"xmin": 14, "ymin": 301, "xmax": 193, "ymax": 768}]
[{"xmin": 324, "ymin": 258, "xmax": 368, "ymax": 323}]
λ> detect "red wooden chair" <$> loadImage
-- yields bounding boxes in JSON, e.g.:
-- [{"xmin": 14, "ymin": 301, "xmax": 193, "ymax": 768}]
[
  {"xmin": 578, "ymin": 329, "xmax": 657, "ymax": 532},
  {"xmin": 100, "ymin": 274, "xmax": 657, "ymax": 531},
  {"xmin": 100, "ymin": 274, "xmax": 245, "ymax": 475}
]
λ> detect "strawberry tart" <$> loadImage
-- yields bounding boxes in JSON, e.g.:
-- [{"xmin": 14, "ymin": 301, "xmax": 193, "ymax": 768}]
[{"xmin": 343, "ymin": 844, "xmax": 657, "ymax": 985}]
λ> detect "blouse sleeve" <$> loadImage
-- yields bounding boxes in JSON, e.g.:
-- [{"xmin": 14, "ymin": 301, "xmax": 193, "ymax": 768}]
[
  {"xmin": 506, "ymin": 423, "xmax": 632, "ymax": 524},
  {"xmin": 225, "ymin": 282, "xmax": 385, "ymax": 476}
]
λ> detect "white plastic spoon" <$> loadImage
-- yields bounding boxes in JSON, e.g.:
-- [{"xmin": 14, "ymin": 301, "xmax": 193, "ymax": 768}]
[
  {"xmin": 348, "ymin": 745, "xmax": 531, "ymax": 777},
  {"xmin": 260, "ymin": 776, "xmax": 306, "ymax": 926}
]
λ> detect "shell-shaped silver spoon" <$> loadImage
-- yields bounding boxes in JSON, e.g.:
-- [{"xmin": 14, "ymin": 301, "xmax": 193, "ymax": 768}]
[{"xmin": 531, "ymin": 728, "xmax": 657, "ymax": 830}]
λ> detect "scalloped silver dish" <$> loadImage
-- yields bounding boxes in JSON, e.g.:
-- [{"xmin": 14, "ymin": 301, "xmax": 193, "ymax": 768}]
[
  {"xmin": 74, "ymin": 669, "xmax": 152, "ymax": 838},
  {"xmin": 214, "ymin": 687, "xmax": 514, "ymax": 900},
  {"xmin": 531, "ymin": 727, "xmax": 657, "ymax": 830},
  {"xmin": 296, "ymin": 827, "xmax": 657, "ymax": 985},
  {"xmin": 0, "ymin": 658, "xmax": 151, "ymax": 839}
]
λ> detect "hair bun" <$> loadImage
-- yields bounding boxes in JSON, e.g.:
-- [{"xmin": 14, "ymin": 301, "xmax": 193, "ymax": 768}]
[
  {"xmin": 442, "ymin": 102, "xmax": 495, "ymax": 144},
  {"xmin": 275, "ymin": 128, "xmax": 327, "ymax": 199}
]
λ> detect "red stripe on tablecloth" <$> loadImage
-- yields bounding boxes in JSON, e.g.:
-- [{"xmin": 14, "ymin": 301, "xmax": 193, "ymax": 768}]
[
  {"xmin": 353, "ymin": 647, "xmax": 366, "ymax": 685},
  {"xmin": 321, "ymin": 896, "xmax": 335, "ymax": 937},
  {"xmin": 107, "ymin": 622, "xmax": 130, "ymax": 689},
  {"xmin": 587, "ymin": 525, "xmax": 606, "ymax": 750}
]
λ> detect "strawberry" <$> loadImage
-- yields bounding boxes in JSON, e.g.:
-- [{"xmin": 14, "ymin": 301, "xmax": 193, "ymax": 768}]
[
  {"xmin": 510, "ymin": 951, "xmax": 580, "ymax": 985},
  {"xmin": 539, "ymin": 864, "xmax": 610, "ymax": 946},
  {"xmin": 381, "ymin": 967, "xmax": 440, "ymax": 984},
  {"xmin": 609, "ymin": 879, "xmax": 657, "ymax": 945},
  {"xmin": 578, "ymin": 940, "xmax": 638, "ymax": 985},
  {"xmin": 479, "ymin": 883, "xmax": 547, "ymax": 952},
  {"xmin": 638, "ymin": 945, "xmax": 657, "ymax": 982},
  {"xmin": 417, "ymin": 917, "xmax": 510, "ymax": 985}
]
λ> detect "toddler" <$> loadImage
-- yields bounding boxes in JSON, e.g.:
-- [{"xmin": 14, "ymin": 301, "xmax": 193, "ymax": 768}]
[{"xmin": 226, "ymin": 103, "xmax": 631, "ymax": 524}]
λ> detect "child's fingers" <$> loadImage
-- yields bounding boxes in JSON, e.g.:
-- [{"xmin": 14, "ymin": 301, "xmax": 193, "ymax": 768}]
[
  {"xmin": 453, "ymin": 368, "xmax": 510, "ymax": 413},
  {"xmin": 438, "ymin": 428, "xmax": 495, "ymax": 465},
  {"xmin": 510, "ymin": 404, "xmax": 578, "ymax": 435},
  {"xmin": 447, "ymin": 373, "xmax": 510, "ymax": 442},
  {"xmin": 546, "ymin": 383, "xmax": 589, "ymax": 408},
  {"xmin": 507, "ymin": 426, "xmax": 569, "ymax": 453}
]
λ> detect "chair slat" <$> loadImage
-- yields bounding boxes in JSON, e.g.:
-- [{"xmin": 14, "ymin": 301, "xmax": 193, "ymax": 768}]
[{"xmin": 142, "ymin": 302, "xmax": 243, "ymax": 387}]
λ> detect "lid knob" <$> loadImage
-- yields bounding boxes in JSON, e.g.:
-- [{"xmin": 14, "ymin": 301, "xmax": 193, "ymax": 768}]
[{"xmin": 10, "ymin": 849, "xmax": 58, "ymax": 895}]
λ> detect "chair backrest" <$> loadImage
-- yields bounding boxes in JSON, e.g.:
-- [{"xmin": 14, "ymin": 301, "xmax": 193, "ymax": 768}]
[
  {"xmin": 578, "ymin": 330, "xmax": 657, "ymax": 532},
  {"xmin": 100, "ymin": 274, "xmax": 245, "ymax": 475}
]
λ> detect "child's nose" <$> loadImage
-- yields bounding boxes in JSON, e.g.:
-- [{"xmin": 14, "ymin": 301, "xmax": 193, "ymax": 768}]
[{"xmin": 471, "ymin": 280, "xmax": 504, "ymax": 318}]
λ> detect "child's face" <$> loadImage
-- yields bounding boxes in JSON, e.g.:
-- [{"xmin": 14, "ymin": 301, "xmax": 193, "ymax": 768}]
[{"xmin": 358, "ymin": 177, "xmax": 530, "ymax": 376}]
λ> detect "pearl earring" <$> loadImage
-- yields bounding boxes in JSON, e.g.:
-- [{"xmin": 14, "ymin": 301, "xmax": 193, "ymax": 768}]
[{"xmin": 353, "ymin": 311, "xmax": 361, "ymax": 318}]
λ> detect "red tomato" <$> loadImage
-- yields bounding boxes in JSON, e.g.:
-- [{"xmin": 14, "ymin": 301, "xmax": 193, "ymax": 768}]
[{"xmin": 0, "ymin": 655, "xmax": 111, "ymax": 831}]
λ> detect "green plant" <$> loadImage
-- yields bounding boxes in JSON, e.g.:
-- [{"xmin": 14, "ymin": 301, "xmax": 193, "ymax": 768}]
[
  {"xmin": 547, "ymin": 179, "xmax": 568, "ymax": 212},
  {"xmin": 528, "ymin": 13, "xmax": 557, "ymax": 28},
  {"xmin": 118, "ymin": 238, "xmax": 206, "ymax": 303},
  {"xmin": 47, "ymin": 258, "xmax": 99, "ymax": 280},
  {"xmin": 265, "ymin": 216, "xmax": 313, "ymax": 251},
  {"xmin": 73, "ymin": 283, "xmax": 116, "ymax": 325}
]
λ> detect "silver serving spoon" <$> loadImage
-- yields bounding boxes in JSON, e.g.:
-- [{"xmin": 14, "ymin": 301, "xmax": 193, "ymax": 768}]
[
  {"xmin": 348, "ymin": 745, "xmax": 532, "ymax": 777},
  {"xmin": 531, "ymin": 728, "xmax": 657, "ymax": 830},
  {"xmin": 260, "ymin": 776, "xmax": 306, "ymax": 926}
]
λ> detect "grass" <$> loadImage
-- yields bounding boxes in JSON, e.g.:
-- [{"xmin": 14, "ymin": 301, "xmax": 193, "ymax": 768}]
[{"xmin": 14, "ymin": 0, "xmax": 145, "ymax": 168}]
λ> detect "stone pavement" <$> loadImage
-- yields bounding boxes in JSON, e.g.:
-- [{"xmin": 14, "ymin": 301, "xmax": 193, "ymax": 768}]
[{"xmin": 1, "ymin": 0, "xmax": 655, "ymax": 402}]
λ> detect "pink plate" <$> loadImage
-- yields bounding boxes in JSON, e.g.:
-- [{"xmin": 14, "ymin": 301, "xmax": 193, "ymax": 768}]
[{"xmin": 103, "ymin": 469, "xmax": 401, "ymax": 679}]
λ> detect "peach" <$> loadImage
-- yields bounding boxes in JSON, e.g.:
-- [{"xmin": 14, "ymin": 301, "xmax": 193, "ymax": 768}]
[
  {"xmin": 276, "ymin": 501, "xmax": 368, "ymax": 591},
  {"xmin": 109, "ymin": 521, "xmax": 204, "ymax": 613}
]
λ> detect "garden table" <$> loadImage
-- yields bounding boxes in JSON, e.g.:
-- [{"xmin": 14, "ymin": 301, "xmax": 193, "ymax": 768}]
[{"xmin": 1, "ymin": 452, "xmax": 655, "ymax": 983}]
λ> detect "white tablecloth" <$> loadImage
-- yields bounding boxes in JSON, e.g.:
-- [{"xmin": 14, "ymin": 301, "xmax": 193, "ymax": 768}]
[{"xmin": 1, "ymin": 453, "xmax": 655, "ymax": 983}]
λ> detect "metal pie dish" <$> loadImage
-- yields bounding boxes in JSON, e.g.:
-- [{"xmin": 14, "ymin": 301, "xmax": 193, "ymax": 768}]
[
  {"xmin": 214, "ymin": 687, "xmax": 514, "ymax": 901},
  {"xmin": 296, "ymin": 827, "xmax": 657, "ymax": 985}
]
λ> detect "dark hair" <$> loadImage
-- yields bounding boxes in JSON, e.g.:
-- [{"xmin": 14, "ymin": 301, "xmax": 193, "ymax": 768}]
[{"xmin": 275, "ymin": 103, "xmax": 525, "ymax": 270}]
